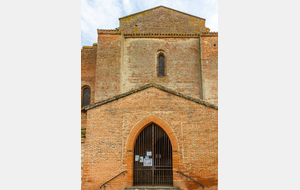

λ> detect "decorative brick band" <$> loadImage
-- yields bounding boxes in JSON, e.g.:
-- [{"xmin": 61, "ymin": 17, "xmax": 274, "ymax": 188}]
[
  {"xmin": 96, "ymin": 31, "xmax": 217, "ymax": 36},
  {"xmin": 123, "ymin": 33, "xmax": 201, "ymax": 38},
  {"xmin": 97, "ymin": 29, "xmax": 121, "ymax": 34},
  {"xmin": 82, "ymin": 83, "xmax": 218, "ymax": 111},
  {"xmin": 123, "ymin": 32, "xmax": 218, "ymax": 37},
  {"xmin": 201, "ymin": 32, "xmax": 218, "ymax": 37},
  {"xmin": 202, "ymin": 32, "xmax": 218, "ymax": 34},
  {"xmin": 97, "ymin": 29, "xmax": 119, "ymax": 31}
]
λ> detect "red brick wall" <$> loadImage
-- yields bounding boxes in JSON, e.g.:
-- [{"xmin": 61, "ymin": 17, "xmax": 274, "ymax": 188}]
[
  {"xmin": 81, "ymin": 137, "xmax": 86, "ymax": 185},
  {"xmin": 201, "ymin": 34, "xmax": 218, "ymax": 105},
  {"xmin": 120, "ymin": 7, "xmax": 206, "ymax": 34},
  {"xmin": 81, "ymin": 111, "xmax": 87, "ymax": 129},
  {"xmin": 95, "ymin": 32, "xmax": 122, "ymax": 102},
  {"xmin": 81, "ymin": 45, "xmax": 97, "ymax": 105},
  {"xmin": 82, "ymin": 34, "xmax": 219, "ymax": 106},
  {"xmin": 122, "ymin": 37, "xmax": 202, "ymax": 99},
  {"xmin": 82, "ymin": 87, "xmax": 218, "ymax": 190}
]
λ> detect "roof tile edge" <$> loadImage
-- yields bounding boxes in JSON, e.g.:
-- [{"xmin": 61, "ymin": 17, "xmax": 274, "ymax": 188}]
[
  {"xmin": 82, "ymin": 46, "xmax": 94, "ymax": 49},
  {"xmin": 83, "ymin": 83, "xmax": 218, "ymax": 111}
]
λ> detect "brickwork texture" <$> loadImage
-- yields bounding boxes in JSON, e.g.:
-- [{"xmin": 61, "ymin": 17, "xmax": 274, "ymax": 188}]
[
  {"xmin": 201, "ymin": 34, "xmax": 218, "ymax": 105},
  {"xmin": 119, "ymin": 6, "xmax": 206, "ymax": 34},
  {"xmin": 122, "ymin": 37, "xmax": 202, "ymax": 99},
  {"xmin": 81, "ymin": 44, "xmax": 97, "ymax": 105},
  {"xmin": 81, "ymin": 5, "xmax": 218, "ymax": 190},
  {"xmin": 95, "ymin": 32, "xmax": 122, "ymax": 102},
  {"xmin": 82, "ymin": 87, "xmax": 217, "ymax": 190}
]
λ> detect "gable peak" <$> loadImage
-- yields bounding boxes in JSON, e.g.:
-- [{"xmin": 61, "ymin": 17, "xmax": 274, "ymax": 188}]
[{"xmin": 119, "ymin": 5, "xmax": 205, "ymax": 21}]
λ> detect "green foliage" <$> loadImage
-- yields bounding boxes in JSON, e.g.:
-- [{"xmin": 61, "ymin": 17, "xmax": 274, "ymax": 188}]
[{"xmin": 81, "ymin": 128, "xmax": 86, "ymax": 137}]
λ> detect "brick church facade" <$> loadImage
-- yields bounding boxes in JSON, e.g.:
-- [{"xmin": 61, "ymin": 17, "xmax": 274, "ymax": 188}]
[{"xmin": 81, "ymin": 6, "xmax": 218, "ymax": 190}]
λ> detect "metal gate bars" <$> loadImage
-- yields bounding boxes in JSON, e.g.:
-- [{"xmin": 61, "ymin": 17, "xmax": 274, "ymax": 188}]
[{"xmin": 133, "ymin": 123, "xmax": 173, "ymax": 186}]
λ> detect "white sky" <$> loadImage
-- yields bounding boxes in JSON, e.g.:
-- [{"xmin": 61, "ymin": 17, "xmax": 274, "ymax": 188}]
[{"xmin": 81, "ymin": 0, "xmax": 218, "ymax": 47}]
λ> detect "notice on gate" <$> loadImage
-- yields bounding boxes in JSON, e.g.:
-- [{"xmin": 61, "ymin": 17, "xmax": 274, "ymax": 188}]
[
  {"xmin": 143, "ymin": 158, "xmax": 152, "ymax": 166},
  {"xmin": 135, "ymin": 155, "xmax": 139, "ymax": 161},
  {"xmin": 139, "ymin": 156, "xmax": 143, "ymax": 163},
  {"xmin": 146, "ymin": 151, "xmax": 152, "ymax": 156}
]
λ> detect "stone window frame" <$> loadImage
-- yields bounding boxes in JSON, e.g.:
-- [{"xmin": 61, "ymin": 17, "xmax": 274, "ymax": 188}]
[
  {"xmin": 81, "ymin": 85, "xmax": 91, "ymax": 107},
  {"xmin": 156, "ymin": 50, "xmax": 167, "ymax": 77}
]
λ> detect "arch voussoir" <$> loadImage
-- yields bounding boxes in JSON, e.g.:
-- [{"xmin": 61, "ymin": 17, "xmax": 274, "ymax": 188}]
[{"xmin": 125, "ymin": 115, "xmax": 179, "ymax": 186}]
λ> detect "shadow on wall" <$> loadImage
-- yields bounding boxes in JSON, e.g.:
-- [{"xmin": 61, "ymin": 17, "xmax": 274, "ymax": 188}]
[{"xmin": 177, "ymin": 170, "xmax": 217, "ymax": 190}]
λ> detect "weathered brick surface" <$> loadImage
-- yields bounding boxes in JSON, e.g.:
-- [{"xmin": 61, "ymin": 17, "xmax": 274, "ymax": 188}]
[
  {"xmin": 81, "ymin": 6, "xmax": 218, "ymax": 190},
  {"xmin": 122, "ymin": 37, "xmax": 202, "ymax": 99},
  {"xmin": 81, "ymin": 111, "xmax": 87, "ymax": 129},
  {"xmin": 81, "ymin": 87, "xmax": 218, "ymax": 190},
  {"xmin": 81, "ymin": 45, "xmax": 97, "ymax": 105},
  {"xmin": 119, "ymin": 6, "xmax": 206, "ymax": 34},
  {"xmin": 95, "ymin": 32, "xmax": 122, "ymax": 102},
  {"xmin": 201, "ymin": 34, "xmax": 218, "ymax": 105},
  {"xmin": 82, "ymin": 137, "xmax": 86, "ymax": 184}
]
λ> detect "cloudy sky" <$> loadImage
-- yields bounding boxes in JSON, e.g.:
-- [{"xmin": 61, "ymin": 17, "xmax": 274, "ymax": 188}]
[{"xmin": 81, "ymin": 0, "xmax": 218, "ymax": 47}]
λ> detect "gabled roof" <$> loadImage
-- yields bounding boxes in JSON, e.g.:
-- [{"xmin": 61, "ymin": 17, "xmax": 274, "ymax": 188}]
[
  {"xmin": 82, "ymin": 83, "xmax": 218, "ymax": 111},
  {"xmin": 119, "ymin": 5, "xmax": 205, "ymax": 21}
]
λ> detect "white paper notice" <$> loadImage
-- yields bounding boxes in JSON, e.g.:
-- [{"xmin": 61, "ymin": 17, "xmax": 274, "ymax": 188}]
[{"xmin": 143, "ymin": 158, "xmax": 152, "ymax": 166}]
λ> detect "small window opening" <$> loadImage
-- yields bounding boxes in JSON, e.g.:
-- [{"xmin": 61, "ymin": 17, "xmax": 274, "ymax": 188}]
[
  {"xmin": 82, "ymin": 87, "xmax": 90, "ymax": 107},
  {"xmin": 214, "ymin": 44, "xmax": 216, "ymax": 46},
  {"xmin": 158, "ymin": 54, "xmax": 165, "ymax": 77}
]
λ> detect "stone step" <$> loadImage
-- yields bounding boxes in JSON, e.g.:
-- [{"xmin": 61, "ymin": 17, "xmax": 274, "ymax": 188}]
[{"xmin": 125, "ymin": 186, "xmax": 179, "ymax": 190}]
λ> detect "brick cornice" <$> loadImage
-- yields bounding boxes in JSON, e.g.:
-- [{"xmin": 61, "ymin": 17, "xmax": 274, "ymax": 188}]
[
  {"xmin": 82, "ymin": 83, "xmax": 218, "ymax": 111},
  {"xmin": 123, "ymin": 32, "xmax": 218, "ymax": 38},
  {"xmin": 81, "ymin": 46, "xmax": 94, "ymax": 49},
  {"xmin": 124, "ymin": 33, "xmax": 201, "ymax": 38},
  {"xmin": 201, "ymin": 32, "xmax": 218, "ymax": 37},
  {"xmin": 97, "ymin": 29, "xmax": 121, "ymax": 35},
  {"xmin": 202, "ymin": 32, "xmax": 218, "ymax": 34},
  {"xmin": 81, "ymin": 43, "xmax": 97, "ymax": 51}
]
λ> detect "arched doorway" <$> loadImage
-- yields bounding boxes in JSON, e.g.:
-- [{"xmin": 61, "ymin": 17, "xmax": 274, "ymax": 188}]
[{"xmin": 133, "ymin": 123, "xmax": 173, "ymax": 186}]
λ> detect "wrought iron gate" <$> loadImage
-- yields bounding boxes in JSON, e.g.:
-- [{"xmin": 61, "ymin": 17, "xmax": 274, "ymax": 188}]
[{"xmin": 133, "ymin": 123, "xmax": 173, "ymax": 186}]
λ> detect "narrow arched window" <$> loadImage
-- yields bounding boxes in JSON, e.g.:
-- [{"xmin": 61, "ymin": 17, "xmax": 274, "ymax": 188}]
[
  {"xmin": 158, "ymin": 54, "xmax": 165, "ymax": 77},
  {"xmin": 82, "ymin": 87, "xmax": 90, "ymax": 107}
]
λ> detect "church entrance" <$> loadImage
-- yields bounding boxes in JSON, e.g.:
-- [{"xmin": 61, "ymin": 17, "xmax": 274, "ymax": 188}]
[{"xmin": 133, "ymin": 123, "xmax": 173, "ymax": 186}]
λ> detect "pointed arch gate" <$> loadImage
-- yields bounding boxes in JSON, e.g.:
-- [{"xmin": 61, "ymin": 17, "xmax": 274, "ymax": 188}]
[{"xmin": 133, "ymin": 123, "xmax": 173, "ymax": 186}]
